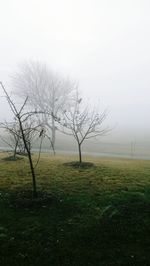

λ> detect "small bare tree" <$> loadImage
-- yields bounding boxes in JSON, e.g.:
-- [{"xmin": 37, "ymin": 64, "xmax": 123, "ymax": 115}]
[
  {"xmin": 0, "ymin": 121, "xmax": 22, "ymax": 158},
  {"xmin": 56, "ymin": 91, "xmax": 110, "ymax": 163},
  {"xmin": 12, "ymin": 61, "xmax": 76, "ymax": 153},
  {"xmin": 0, "ymin": 82, "xmax": 44, "ymax": 197}
]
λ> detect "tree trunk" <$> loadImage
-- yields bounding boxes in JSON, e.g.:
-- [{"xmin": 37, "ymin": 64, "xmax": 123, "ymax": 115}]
[
  {"xmin": 78, "ymin": 143, "xmax": 82, "ymax": 164},
  {"xmin": 18, "ymin": 118, "xmax": 37, "ymax": 198},
  {"xmin": 51, "ymin": 117, "xmax": 56, "ymax": 155},
  {"xmin": 28, "ymin": 150, "xmax": 37, "ymax": 198},
  {"xmin": 13, "ymin": 139, "xmax": 18, "ymax": 159}
]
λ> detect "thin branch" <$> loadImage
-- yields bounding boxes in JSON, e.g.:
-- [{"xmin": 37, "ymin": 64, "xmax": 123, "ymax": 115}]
[
  {"xmin": 18, "ymin": 96, "xmax": 28, "ymax": 114},
  {"xmin": 0, "ymin": 82, "xmax": 18, "ymax": 115}
]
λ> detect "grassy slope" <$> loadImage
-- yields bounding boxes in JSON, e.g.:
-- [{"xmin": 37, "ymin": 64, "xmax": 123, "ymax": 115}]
[{"xmin": 0, "ymin": 152, "xmax": 150, "ymax": 266}]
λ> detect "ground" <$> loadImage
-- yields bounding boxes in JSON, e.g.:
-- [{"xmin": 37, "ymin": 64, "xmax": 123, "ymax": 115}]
[{"xmin": 0, "ymin": 152, "xmax": 150, "ymax": 266}]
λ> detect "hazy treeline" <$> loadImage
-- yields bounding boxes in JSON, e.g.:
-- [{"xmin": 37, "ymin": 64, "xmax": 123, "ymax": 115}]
[{"xmin": 0, "ymin": 61, "xmax": 109, "ymax": 163}]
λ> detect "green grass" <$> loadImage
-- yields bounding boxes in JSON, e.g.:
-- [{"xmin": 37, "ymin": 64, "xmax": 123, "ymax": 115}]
[{"xmin": 0, "ymin": 152, "xmax": 150, "ymax": 266}]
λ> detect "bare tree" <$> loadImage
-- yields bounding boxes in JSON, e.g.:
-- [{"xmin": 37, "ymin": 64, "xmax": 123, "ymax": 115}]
[
  {"xmin": 12, "ymin": 61, "xmax": 76, "ymax": 153},
  {"xmin": 0, "ymin": 82, "xmax": 44, "ymax": 197},
  {"xmin": 0, "ymin": 121, "xmax": 22, "ymax": 158},
  {"xmin": 56, "ymin": 91, "xmax": 110, "ymax": 163}
]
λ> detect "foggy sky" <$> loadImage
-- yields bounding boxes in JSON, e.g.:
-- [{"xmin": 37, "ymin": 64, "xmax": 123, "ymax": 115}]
[{"xmin": 0, "ymin": 0, "xmax": 150, "ymax": 143}]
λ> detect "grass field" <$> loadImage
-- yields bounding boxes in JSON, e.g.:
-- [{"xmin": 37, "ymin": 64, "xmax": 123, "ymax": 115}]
[{"xmin": 0, "ymin": 152, "xmax": 150, "ymax": 266}]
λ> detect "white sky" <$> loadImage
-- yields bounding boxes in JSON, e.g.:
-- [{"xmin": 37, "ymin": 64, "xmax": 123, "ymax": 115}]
[{"xmin": 0, "ymin": 0, "xmax": 150, "ymax": 143}]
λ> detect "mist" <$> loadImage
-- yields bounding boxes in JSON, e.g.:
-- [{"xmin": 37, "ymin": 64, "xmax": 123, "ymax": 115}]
[{"xmin": 0, "ymin": 0, "xmax": 150, "ymax": 156}]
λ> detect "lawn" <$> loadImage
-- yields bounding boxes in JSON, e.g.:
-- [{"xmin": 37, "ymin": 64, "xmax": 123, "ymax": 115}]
[{"xmin": 0, "ymin": 152, "xmax": 150, "ymax": 266}]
